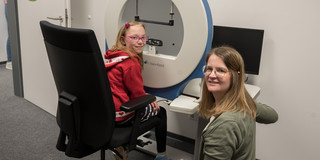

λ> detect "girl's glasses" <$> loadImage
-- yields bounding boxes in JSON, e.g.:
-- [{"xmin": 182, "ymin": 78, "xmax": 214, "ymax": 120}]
[{"xmin": 125, "ymin": 35, "xmax": 149, "ymax": 42}]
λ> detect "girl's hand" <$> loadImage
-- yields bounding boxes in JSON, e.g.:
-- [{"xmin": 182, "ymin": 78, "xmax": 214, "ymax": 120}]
[{"xmin": 150, "ymin": 101, "xmax": 160, "ymax": 112}]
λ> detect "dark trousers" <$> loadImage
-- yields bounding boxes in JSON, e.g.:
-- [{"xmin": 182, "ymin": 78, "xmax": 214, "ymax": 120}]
[
  {"xmin": 155, "ymin": 107, "xmax": 167, "ymax": 153},
  {"xmin": 116, "ymin": 107, "xmax": 167, "ymax": 153},
  {"xmin": 5, "ymin": 3, "xmax": 11, "ymax": 62}
]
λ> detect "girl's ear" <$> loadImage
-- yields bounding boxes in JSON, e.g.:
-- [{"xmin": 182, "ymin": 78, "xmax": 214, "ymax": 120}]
[{"xmin": 120, "ymin": 37, "xmax": 126, "ymax": 46}]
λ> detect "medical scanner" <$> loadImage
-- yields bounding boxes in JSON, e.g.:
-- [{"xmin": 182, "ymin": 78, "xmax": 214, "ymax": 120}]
[{"xmin": 104, "ymin": 0, "xmax": 213, "ymax": 108}]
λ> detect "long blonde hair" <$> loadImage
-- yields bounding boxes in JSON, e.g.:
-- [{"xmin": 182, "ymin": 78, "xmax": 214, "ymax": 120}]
[
  {"xmin": 198, "ymin": 46, "xmax": 257, "ymax": 119},
  {"xmin": 110, "ymin": 21, "xmax": 145, "ymax": 68}
]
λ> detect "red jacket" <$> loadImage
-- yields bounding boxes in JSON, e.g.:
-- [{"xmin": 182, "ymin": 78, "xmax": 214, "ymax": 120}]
[{"xmin": 104, "ymin": 50, "xmax": 146, "ymax": 121}]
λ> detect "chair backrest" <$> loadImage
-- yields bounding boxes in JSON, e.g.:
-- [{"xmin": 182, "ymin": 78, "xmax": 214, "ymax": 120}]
[{"xmin": 40, "ymin": 21, "xmax": 115, "ymax": 157}]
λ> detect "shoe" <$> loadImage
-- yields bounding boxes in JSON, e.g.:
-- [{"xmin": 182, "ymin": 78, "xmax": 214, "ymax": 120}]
[
  {"xmin": 113, "ymin": 146, "xmax": 128, "ymax": 160},
  {"xmin": 154, "ymin": 157, "xmax": 169, "ymax": 160},
  {"xmin": 155, "ymin": 154, "xmax": 171, "ymax": 160},
  {"xmin": 6, "ymin": 61, "xmax": 12, "ymax": 70}
]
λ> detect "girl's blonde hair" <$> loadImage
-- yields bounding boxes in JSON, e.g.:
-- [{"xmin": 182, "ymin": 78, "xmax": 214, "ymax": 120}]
[
  {"xmin": 110, "ymin": 21, "xmax": 145, "ymax": 68},
  {"xmin": 198, "ymin": 46, "xmax": 257, "ymax": 119}
]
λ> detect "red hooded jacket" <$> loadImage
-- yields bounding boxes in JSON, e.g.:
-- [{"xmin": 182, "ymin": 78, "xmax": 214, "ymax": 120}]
[{"xmin": 104, "ymin": 50, "xmax": 146, "ymax": 121}]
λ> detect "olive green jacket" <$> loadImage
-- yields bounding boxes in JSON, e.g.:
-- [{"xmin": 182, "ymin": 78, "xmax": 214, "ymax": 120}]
[{"xmin": 199, "ymin": 102, "xmax": 278, "ymax": 160}]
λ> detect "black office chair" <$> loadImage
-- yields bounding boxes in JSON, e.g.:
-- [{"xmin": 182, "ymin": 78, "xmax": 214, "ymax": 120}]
[{"xmin": 40, "ymin": 21, "xmax": 162, "ymax": 160}]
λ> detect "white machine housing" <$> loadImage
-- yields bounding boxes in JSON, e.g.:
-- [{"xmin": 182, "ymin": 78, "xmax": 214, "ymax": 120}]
[{"xmin": 104, "ymin": 0, "xmax": 209, "ymax": 89}]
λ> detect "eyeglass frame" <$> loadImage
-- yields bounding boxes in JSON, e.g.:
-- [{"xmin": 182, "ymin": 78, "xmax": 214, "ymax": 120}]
[
  {"xmin": 124, "ymin": 35, "xmax": 149, "ymax": 42},
  {"xmin": 202, "ymin": 65, "xmax": 230, "ymax": 79}
]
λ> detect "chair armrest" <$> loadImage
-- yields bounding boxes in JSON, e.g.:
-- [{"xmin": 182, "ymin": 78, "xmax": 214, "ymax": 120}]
[{"xmin": 120, "ymin": 95, "xmax": 156, "ymax": 112}]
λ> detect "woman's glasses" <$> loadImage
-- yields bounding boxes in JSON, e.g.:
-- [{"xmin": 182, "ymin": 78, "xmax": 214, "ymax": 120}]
[
  {"xmin": 125, "ymin": 35, "xmax": 149, "ymax": 42},
  {"xmin": 202, "ymin": 65, "xmax": 229, "ymax": 79}
]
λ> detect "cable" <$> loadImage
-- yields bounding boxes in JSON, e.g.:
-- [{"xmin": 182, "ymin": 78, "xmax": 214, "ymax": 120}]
[{"xmin": 156, "ymin": 99, "xmax": 172, "ymax": 105}]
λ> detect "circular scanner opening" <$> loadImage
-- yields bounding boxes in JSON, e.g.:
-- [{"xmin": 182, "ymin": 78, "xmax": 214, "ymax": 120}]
[{"xmin": 121, "ymin": 0, "xmax": 183, "ymax": 57}]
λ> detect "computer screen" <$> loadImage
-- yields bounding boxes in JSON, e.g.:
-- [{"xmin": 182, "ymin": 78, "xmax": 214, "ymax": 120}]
[{"xmin": 212, "ymin": 25, "xmax": 264, "ymax": 75}]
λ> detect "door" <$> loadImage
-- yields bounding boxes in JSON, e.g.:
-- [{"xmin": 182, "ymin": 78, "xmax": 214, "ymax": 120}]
[{"xmin": 18, "ymin": 0, "xmax": 71, "ymax": 115}]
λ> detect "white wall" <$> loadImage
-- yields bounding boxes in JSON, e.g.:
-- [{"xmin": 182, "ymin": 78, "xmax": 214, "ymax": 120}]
[
  {"xmin": 0, "ymin": 0, "xmax": 8, "ymax": 62},
  {"xmin": 209, "ymin": 0, "xmax": 320, "ymax": 159},
  {"xmin": 70, "ymin": 0, "xmax": 107, "ymax": 54}
]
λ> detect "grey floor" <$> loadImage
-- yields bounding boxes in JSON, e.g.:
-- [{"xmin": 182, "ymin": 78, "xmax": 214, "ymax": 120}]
[{"xmin": 0, "ymin": 63, "xmax": 193, "ymax": 160}]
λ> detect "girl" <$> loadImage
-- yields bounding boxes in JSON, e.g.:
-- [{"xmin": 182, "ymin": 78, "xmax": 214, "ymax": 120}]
[{"xmin": 104, "ymin": 21, "xmax": 167, "ymax": 160}]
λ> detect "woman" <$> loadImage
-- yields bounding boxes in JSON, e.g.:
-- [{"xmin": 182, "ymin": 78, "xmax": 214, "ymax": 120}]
[
  {"xmin": 104, "ymin": 21, "xmax": 167, "ymax": 160},
  {"xmin": 198, "ymin": 46, "xmax": 278, "ymax": 160}
]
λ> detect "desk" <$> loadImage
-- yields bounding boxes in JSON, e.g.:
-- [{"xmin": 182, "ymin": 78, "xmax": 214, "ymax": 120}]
[{"xmin": 170, "ymin": 83, "xmax": 261, "ymax": 115}]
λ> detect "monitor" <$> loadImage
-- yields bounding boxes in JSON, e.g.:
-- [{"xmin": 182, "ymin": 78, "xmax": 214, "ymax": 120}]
[{"xmin": 212, "ymin": 25, "xmax": 264, "ymax": 75}]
